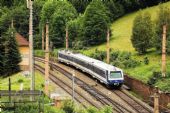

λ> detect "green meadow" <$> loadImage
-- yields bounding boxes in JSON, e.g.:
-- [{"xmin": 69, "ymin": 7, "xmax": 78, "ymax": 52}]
[{"xmin": 82, "ymin": 1, "xmax": 170, "ymax": 91}]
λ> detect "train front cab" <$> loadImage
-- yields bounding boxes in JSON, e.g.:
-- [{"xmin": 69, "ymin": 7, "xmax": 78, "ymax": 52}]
[{"xmin": 107, "ymin": 71, "xmax": 124, "ymax": 89}]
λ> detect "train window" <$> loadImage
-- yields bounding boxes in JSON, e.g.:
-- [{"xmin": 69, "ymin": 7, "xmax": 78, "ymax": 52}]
[{"xmin": 110, "ymin": 71, "xmax": 122, "ymax": 79}]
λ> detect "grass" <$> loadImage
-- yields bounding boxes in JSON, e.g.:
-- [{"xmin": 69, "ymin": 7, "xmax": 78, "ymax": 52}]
[
  {"xmin": 34, "ymin": 2, "xmax": 170, "ymax": 91},
  {"xmin": 81, "ymin": 1, "xmax": 170, "ymax": 91},
  {"xmin": 82, "ymin": 1, "xmax": 170, "ymax": 53},
  {"xmin": 0, "ymin": 71, "xmax": 62, "ymax": 113},
  {"xmin": 0, "ymin": 71, "xmax": 44, "ymax": 90}
]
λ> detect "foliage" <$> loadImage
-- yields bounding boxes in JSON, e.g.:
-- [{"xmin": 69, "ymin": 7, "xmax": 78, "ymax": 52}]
[
  {"xmin": 41, "ymin": 0, "xmax": 77, "ymax": 48},
  {"xmin": 61, "ymin": 100, "xmax": 75, "ymax": 113},
  {"xmin": 102, "ymin": 0, "xmax": 124, "ymax": 21},
  {"xmin": 14, "ymin": 103, "xmax": 40, "ymax": 113},
  {"xmin": 131, "ymin": 12, "xmax": 155, "ymax": 54},
  {"xmin": 143, "ymin": 57, "xmax": 149, "ymax": 65},
  {"xmin": 110, "ymin": 51, "xmax": 141, "ymax": 68},
  {"xmin": 68, "ymin": 15, "xmax": 84, "ymax": 48},
  {"xmin": 17, "ymin": 78, "xmax": 23, "ymax": 83},
  {"xmin": 83, "ymin": 0, "xmax": 110, "ymax": 46},
  {"xmin": 0, "ymin": 36, "xmax": 5, "ymax": 75},
  {"xmin": 11, "ymin": 5, "xmax": 29, "ymax": 39},
  {"xmin": 33, "ymin": 0, "xmax": 46, "ymax": 49},
  {"xmin": 68, "ymin": 0, "xmax": 91, "ymax": 13},
  {"xmin": 1, "ymin": 28, "xmax": 21, "ymax": 76},
  {"xmin": 154, "ymin": 6, "xmax": 170, "ymax": 54},
  {"xmin": 90, "ymin": 49, "xmax": 106, "ymax": 61},
  {"xmin": 147, "ymin": 71, "xmax": 162, "ymax": 86},
  {"xmin": 51, "ymin": 1, "xmax": 77, "ymax": 47},
  {"xmin": 0, "ymin": 7, "xmax": 12, "ymax": 36},
  {"xmin": 90, "ymin": 49, "xmax": 140, "ymax": 69}
]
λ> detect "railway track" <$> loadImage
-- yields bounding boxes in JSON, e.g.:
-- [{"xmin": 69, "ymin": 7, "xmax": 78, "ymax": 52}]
[
  {"xmin": 35, "ymin": 57, "xmax": 153, "ymax": 113},
  {"xmin": 113, "ymin": 90, "xmax": 152, "ymax": 113},
  {"xmin": 34, "ymin": 64, "xmax": 100, "ymax": 109},
  {"xmin": 35, "ymin": 57, "xmax": 132, "ymax": 113}
]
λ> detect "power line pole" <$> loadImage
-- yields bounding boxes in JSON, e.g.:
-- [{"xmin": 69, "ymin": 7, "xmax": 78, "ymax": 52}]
[
  {"xmin": 27, "ymin": 0, "xmax": 34, "ymax": 91},
  {"xmin": 45, "ymin": 21, "xmax": 49, "ymax": 95},
  {"xmin": 66, "ymin": 26, "xmax": 69, "ymax": 50},
  {"xmin": 162, "ymin": 25, "xmax": 167, "ymax": 77},
  {"xmin": 106, "ymin": 29, "xmax": 110, "ymax": 64},
  {"xmin": 42, "ymin": 26, "xmax": 45, "ymax": 50}
]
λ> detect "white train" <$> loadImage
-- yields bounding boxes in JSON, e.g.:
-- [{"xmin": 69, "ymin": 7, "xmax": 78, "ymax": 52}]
[{"xmin": 58, "ymin": 50, "xmax": 124, "ymax": 88}]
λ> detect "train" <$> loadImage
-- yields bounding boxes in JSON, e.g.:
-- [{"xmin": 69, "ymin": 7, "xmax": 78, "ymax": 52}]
[{"xmin": 58, "ymin": 50, "xmax": 124, "ymax": 88}]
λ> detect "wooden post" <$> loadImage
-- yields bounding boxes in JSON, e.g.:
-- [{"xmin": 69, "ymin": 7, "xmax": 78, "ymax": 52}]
[
  {"xmin": 42, "ymin": 26, "xmax": 45, "ymax": 50},
  {"xmin": 28, "ymin": 0, "xmax": 34, "ymax": 91},
  {"xmin": 45, "ymin": 21, "xmax": 49, "ymax": 95},
  {"xmin": 9, "ymin": 78, "xmax": 11, "ymax": 102},
  {"xmin": 154, "ymin": 94, "xmax": 159, "ymax": 113},
  {"xmin": 106, "ymin": 29, "xmax": 110, "ymax": 64},
  {"xmin": 66, "ymin": 26, "xmax": 69, "ymax": 50},
  {"xmin": 154, "ymin": 87, "xmax": 159, "ymax": 113},
  {"xmin": 162, "ymin": 25, "xmax": 167, "ymax": 77}
]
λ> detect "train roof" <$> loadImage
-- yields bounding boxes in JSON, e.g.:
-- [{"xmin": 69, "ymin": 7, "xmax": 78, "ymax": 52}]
[{"xmin": 59, "ymin": 50, "xmax": 122, "ymax": 72}]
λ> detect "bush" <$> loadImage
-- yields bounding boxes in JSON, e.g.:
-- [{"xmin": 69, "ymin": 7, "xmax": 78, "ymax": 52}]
[
  {"xmin": 90, "ymin": 49, "xmax": 106, "ymax": 61},
  {"xmin": 144, "ymin": 57, "xmax": 149, "ymax": 65},
  {"xmin": 90, "ymin": 50, "xmax": 140, "ymax": 69},
  {"xmin": 147, "ymin": 71, "xmax": 161, "ymax": 86},
  {"xmin": 61, "ymin": 100, "xmax": 75, "ymax": 113},
  {"xmin": 17, "ymin": 79, "xmax": 23, "ymax": 83},
  {"xmin": 123, "ymin": 59, "xmax": 140, "ymax": 68},
  {"xmin": 72, "ymin": 41, "xmax": 84, "ymax": 50},
  {"xmin": 110, "ymin": 50, "xmax": 120, "ymax": 61},
  {"xmin": 110, "ymin": 51, "xmax": 140, "ymax": 68}
]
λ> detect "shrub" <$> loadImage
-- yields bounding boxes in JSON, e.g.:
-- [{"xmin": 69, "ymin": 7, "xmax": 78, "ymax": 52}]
[
  {"xmin": 110, "ymin": 51, "xmax": 140, "ymax": 68},
  {"xmin": 147, "ymin": 71, "xmax": 161, "ymax": 86},
  {"xmin": 61, "ymin": 100, "xmax": 75, "ymax": 113},
  {"xmin": 144, "ymin": 57, "xmax": 149, "ymax": 65},
  {"xmin": 17, "ymin": 79, "xmax": 23, "ymax": 83},
  {"xmin": 90, "ymin": 49, "xmax": 106, "ymax": 61}
]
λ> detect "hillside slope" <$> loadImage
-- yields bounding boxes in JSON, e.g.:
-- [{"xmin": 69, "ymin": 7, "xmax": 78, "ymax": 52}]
[
  {"xmin": 83, "ymin": 1, "xmax": 170, "ymax": 53},
  {"xmin": 82, "ymin": 1, "xmax": 170, "ymax": 92}
]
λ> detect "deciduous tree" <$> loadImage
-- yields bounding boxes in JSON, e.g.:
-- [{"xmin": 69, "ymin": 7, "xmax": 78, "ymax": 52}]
[
  {"xmin": 131, "ymin": 12, "xmax": 154, "ymax": 54},
  {"xmin": 83, "ymin": 0, "xmax": 110, "ymax": 46}
]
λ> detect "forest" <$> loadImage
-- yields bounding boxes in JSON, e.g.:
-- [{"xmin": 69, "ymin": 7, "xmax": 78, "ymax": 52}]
[{"xmin": 0, "ymin": 0, "xmax": 169, "ymax": 76}]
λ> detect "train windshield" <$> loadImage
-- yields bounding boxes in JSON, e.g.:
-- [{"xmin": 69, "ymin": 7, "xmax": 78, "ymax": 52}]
[{"xmin": 110, "ymin": 71, "xmax": 122, "ymax": 79}]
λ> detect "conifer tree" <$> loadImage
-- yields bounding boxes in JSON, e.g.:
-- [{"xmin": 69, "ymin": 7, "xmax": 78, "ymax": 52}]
[
  {"xmin": 0, "ymin": 36, "xmax": 5, "ymax": 76},
  {"xmin": 4, "ymin": 28, "xmax": 21, "ymax": 76}
]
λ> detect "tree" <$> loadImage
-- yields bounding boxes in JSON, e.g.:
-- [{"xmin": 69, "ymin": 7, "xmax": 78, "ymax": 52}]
[
  {"xmin": 0, "ymin": 36, "xmax": 5, "ymax": 76},
  {"xmin": 50, "ymin": 1, "xmax": 77, "ymax": 47},
  {"xmin": 68, "ymin": 0, "xmax": 91, "ymax": 13},
  {"xmin": 11, "ymin": 5, "xmax": 29, "ymax": 39},
  {"xmin": 67, "ymin": 15, "xmax": 84, "ymax": 49},
  {"xmin": 103, "ymin": 0, "xmax": 124, "ymax": 21},
  {"xmin": 83, "ymin": 0, "xmax": 110, "ymax": 46},
  {"xmin": 40, "ymin": 1, "xmax": 77, "ymax": 48},
  {"xmin": 4, "ymin": 28, "xmax": 21, "ymax": 76},
  {"xmin": 155, "ymin": 6, "xmax": 170, "ymax": 54},
  {"xmin": 131, "ymin": 12, "xmax": 154, "ymax": 54}
]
